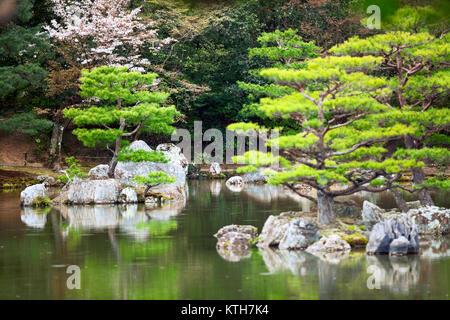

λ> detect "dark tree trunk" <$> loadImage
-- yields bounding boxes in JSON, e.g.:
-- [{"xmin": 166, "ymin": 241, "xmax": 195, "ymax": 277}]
[
  {"xmin": 391, "ymin": 189, "xmax": 409, "ymax": 212},
  {"xmin": 404, "ymin": 135, "xmax": 434, "ymax": 206},
  {"xmin": 49, "ymin": 119, "xmax": 65, "ymax": 171},
  {"xmin": 107, "ymin": 119, "xmax": 125, "ymax": 178},
  {"xmin": 412, "ymin": 167, "xmax": 434, "ymax": 206},
  {"xmin": 317, "ymin": 190, "xmax": 335, "ymax": 225},
  {"xmin": 108, "ymin": 136, "xmax": 122, "ymax": 178}
]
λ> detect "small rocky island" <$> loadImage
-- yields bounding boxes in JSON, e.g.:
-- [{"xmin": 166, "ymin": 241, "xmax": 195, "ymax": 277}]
[
  {"xmin": 214, "ymin": 196, "xmax": 450, "ymax": 261},
  {"xmin": 20, "ymin": 140, "xmax": 189, "ymax": 207}
]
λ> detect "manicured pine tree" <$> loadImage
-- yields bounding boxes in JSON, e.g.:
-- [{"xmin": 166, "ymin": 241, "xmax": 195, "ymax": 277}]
[
  {"xmin": 229, "ymin": 54, "xmax": 420, "ymax": 225},
  {"xmin": 64, "ymin": 66, "xmax": 180, "ymax": 177},
  {"xmin": 329, "ymin": 5, "xmax": 450, "ymax": 207},
  {"xmin": 237, "ymin": 29, "xmax": 320, "ymax": 123}
]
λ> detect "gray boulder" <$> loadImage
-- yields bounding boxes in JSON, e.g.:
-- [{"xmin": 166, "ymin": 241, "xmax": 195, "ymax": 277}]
[
  {"xmin": 128, "ymin": 140, "xmax": 153, "ymax": 152},
  {"xmin": 36, "ymin": 175, "xmax": 56, "ymax": 185},
  {"xmin": 119, "ymin": 187, "xmax": 138, "ymax": 203},
  {"xmin": 407, "ymin": 206, "xmax": 450, "ymax": 235},
  {"xmin": 156, "ymin": 143, "xmax": 188, "ymax": 174},
  {"xmin": 143, "ymin": 183, "xmax": 187, "ymax": 203},
  {"xmin": 67, "ymin": 179, "xmax": 121, "ymax": 204},
  {"xmin": 216, "ymin": 232, "xmax": 252, "ymax": 255},
  {"xmin": 389, "ymin": 236, "xmax": 410, "ymax": 256},
  {"xmin": 242, "ymin": 170, "xmax": 267, "ymax": 184},
  {"xmin": 257, "ymin": 212, "xmax": 298, "ymax": 248},
  {"xmin": 362, "ymin": 200, "xmax": 385, "ymax": 231},
  {"xmin": 306, "ymin": 235, "xmax": 351, "ymax": 254},
  {"xmin": 115, "ymin": 140, "xmax": 186, "ymax": 186},
  {"xmin": 366, "ymin": 214, "xmax": 419, "ymax": 255},
  {"xmin": 88, "ymin": 164, "xmax": 110, "ymax": 180},
  {"xmin": 225, "ymin": 176, "xmax": 244, "ymax": 192},
  {"xmin": 209, "ymin": 162, "xmax": 222, "ymax": 176},
  {"xmin": 214, "ymin": 224, "xmax": 258, "ymax": 240},
  {"xmin": 226, "ymin": 176, "xmax": 243, "ymax": 186},
  {"xmin": 278, "ymin": 218, "xmax": 321, "ymax": 250},
  {"xmin": 20, "ymin": 183, "xmax": 48, "ymax": 206}
]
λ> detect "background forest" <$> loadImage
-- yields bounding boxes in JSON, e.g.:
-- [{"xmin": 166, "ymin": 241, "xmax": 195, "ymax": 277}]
[{"xmin": 0, "ymin": 0, "xmax": 448, "ymax": 167}]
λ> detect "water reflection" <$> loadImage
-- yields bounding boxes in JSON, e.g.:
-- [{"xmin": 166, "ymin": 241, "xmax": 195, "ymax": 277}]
[
  {"xmin": 2, "ymin": 182, "xmax": 449, "ymax": 299},
  {"xmin": 20, "ymin": 207, "xmax": 48, "ymax": 228},
  {"xmin": 365, "ymin": 255, "xmax": 420, "ymax": 295},
  {"xmin": 259, "ymin": 248, "xmax": 318, "ymax": 276}
]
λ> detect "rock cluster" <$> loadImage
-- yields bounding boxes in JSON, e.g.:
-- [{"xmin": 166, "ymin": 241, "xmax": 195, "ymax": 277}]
[
  {"xmin": 366, "ymin": 214, "xmax": 419, "ymax": 255},
  {"xmin": 257, "ymin": 212, "xmax": 321, "ymax": 250},
  {"xmin": 21, "ymin": 140, "xmax": 188, "ymax": 206},
  {"xmin": 362, "ymin": 200, "xmax": 449, "ymax": 235},
  {"xmin": 214, "ymin": 224, "xmax": 258, "ymax": 262}
]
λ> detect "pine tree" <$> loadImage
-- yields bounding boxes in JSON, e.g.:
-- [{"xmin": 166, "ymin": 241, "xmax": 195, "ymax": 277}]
[
  {"xmin": 229, "ymin": 54, "xmax": 420, "ymax": 225},
  {"xmin": 237, "ymin": 29, "xmax": 320, "ymax": 124},
  {"xmin": 329, "ymin": 5, "xmax": 450, "ymax": 207},
  {"xmin": 64, "ymin": 66, "xmax": 180, "ymax": 177}
]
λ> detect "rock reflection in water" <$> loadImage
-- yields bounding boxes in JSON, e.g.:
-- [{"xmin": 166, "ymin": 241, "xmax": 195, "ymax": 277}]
[
  {"xmin": 419, "ymin": 236, "xmax": 450, "ymax": 259},
  {"xmin": 259, "ymin": 248, "xmax": 318, "ymax": 276},
  {"xmin": 210, "ymin": 180, "xmax": 222, "ymax": 196},
  {"xmin": 216, "ymin": 246, "xmax": 251, "ymax": 262},
  {"xmin": 365, "ymin": 255, "xmax": 420, "ymax": 295},
  {"xmin": 51, "ymin": 200, "xmax": 186, "ymax": 241},
  {"xmin": 20, "ymin": 207, "xmax": 48, "ymax": 228},
  {"xmin": 243, "ymin": 185, "xmax": 311, "ymax": 211}
]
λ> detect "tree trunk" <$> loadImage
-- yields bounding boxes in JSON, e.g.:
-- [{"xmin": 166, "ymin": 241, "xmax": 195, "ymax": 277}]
[
  {"xmin": 404, "ymin": 135, "xmax": 434, "ymax": 206},
  {"xmin": 107, "ymin": 119, "xmax": 125, "ymax": 178},
  {"xmin": 391, "ymin": 188, "xmax": 409, "ymax": 212},
  {"xmin": 317, "ymin": 190, "xmax": 335, "ymax": 225},
  {"xmin": 49, "ymin": 119, "xmax": 65, "ymax": 171},
  {"xmin": 412, "ymin": 167, "xmax": 434, "ymax": 206},
  {"xmin": 108, "ymin": 136, "xmax": 122, "ymax": 178}
]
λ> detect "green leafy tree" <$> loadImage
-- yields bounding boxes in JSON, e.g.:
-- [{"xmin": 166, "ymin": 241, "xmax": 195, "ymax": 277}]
[
  {"xmin": 229, "ymin": 54, "xmax": 420, "ymax": 225},
  {"xmin": 64, "ymin": 66, "xmax": 180, "ymax": 177},
  {"xmin": 237, "ymin": 29, "xmax": 319, "ymax": 125},
  {"xmin": 132, "ymin": 171, "xmax": 176, "ymax": 198},
  {"xmin": 329, "ymin": 5, "xmax": 450, "ymax": 207},
  {"xmin": 0, "ymin": 0, "xmax": 52, "ymax": 107}
]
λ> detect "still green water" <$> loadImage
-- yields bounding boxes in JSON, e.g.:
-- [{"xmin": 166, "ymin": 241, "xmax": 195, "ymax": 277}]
[{"xmin": 0, "ymin": 180, "xmax": 449, "ymax": 299}]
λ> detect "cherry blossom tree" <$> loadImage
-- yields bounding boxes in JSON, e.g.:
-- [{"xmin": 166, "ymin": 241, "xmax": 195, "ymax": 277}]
[
  {"xmin": 45, "ymin": 0, "xmax": 174, "ymax": 70},
  {"xmin": 44, "ymin": 0, "xmax": 175, "ymax": 170}
]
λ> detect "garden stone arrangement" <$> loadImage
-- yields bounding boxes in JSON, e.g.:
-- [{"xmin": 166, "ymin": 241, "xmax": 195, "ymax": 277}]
[
  {"xmin": 20, "ymin": 140, "xmax": 188, "ymax": 207},
  {"xmin": 214, "ymin": 200, "xmax": 450, "ymax": 262}
]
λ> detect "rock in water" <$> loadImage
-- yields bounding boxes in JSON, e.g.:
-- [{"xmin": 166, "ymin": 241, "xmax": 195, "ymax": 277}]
[
  {"xmin": 67, "ymin": 179, "xmax": 121, "ymax": 204},
  {"xmin": 209, "ymin": 162, "xmax": 222, "ymax": 176},
  {"xmin": 407, "ymin": 206, "xmax": 450, "ymax": 235},
  {"xmin": 115, "ymin": 140, "xmax": 187, "ymax": 187},
  {"xmin": 278, "ymin": 218, "xmax": 321, "ymax": 250},
  {"xmin": 225, "ymin": 176, "xmax": 244, "ymax": 192},
  {"xmin": 226, "ymin": 176, "xmax": 243, "ymax": 186},
  {"xmin": 362, "ymin": 200, "xmax": 385, "ymax": 231},
  {"xmin": 119, "ymin": 187, "xmax": 138, "ymax": 203},
  {"xmin": 214, "ymin": 224, "xmax": 258, "ymax": 262},
  {"xmin": 156, "ymin": 143, "xmax": 188, "ymax": 174},
  {"xmin": 389, "ymin": 236, "xmax": 410, "ymax": 256},
  {"xmin": 242, "ymin": 170, "xmax": 267, "ymax": 184},
  {"xmin": 88, "ymin": 164, "xmax": 110, "ymax": 180},
  {"xmin": 257, "ymin": 212, "xmax": 297, "ymax": 248},
  {"xmin": 214, "ymin": 224, "xmax": 258, "ymax": 240},
  {"xmin": 306, "ymin": 235, "xmax": 351, "ymax": 253},
  {"xmin": 366, "ymin": 214, "xmax": 419, "ymax": 255},
  {"xmin": 20, "ymin": 183, "xmax": 48, "ymax": 206},
  {"xmin": 216, "ymin": 232, "xmax": 252, "ymax": 252}
]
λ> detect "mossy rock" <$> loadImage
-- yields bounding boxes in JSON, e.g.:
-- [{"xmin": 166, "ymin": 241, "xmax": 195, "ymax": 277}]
[
  {"xmin": 339, "ymin": 232, "xmax": 368, "ymax": 247},
  {"xmin": 32, "ymin": 195, "xmax": 52, "ymax": 207}
]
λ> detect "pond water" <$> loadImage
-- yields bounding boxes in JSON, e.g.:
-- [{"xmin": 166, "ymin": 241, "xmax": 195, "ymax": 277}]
[{"xmin": 0, "ymin": 180, "xmax": 449, "ymax": 299}]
